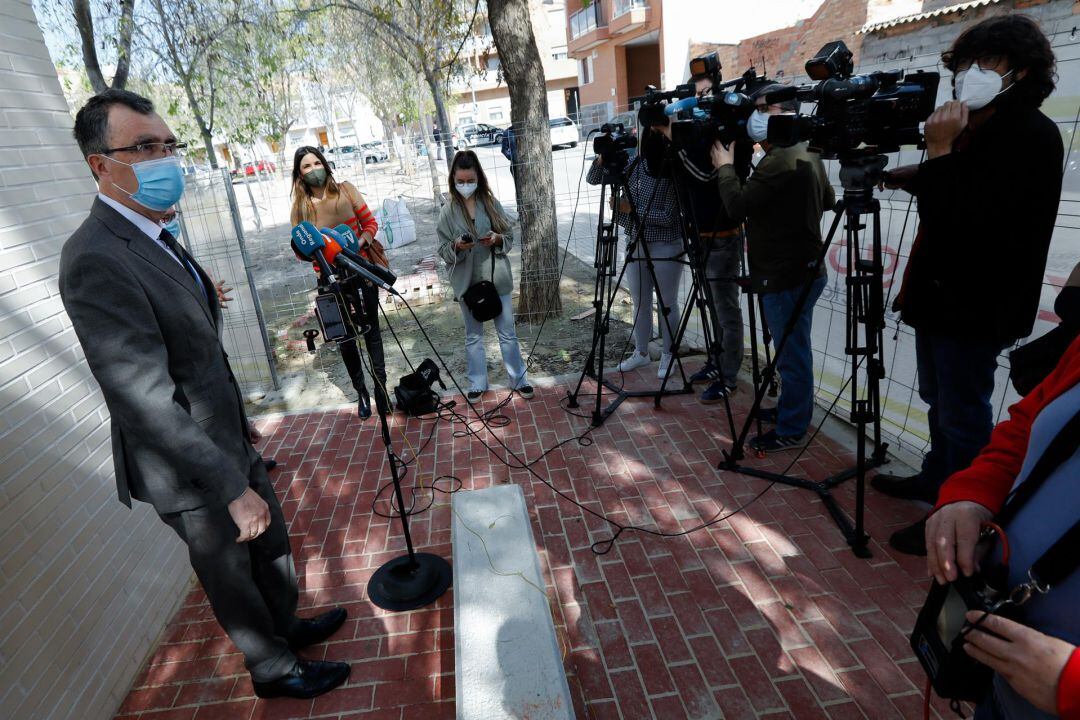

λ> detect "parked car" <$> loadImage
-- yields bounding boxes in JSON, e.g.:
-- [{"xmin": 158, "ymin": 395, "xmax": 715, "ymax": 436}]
[
  {"xmin": 455, "ymin": 123, "xmax": 504, "ymax": 148},
  {"xmin": 549, "ymin": 116, "xmax": 579, "ymax": 149},
  {"xmin": 230, "ymin": 160, "xmax": 277, "ymax": 181},
  {"xmin": 327, "ymin": 146, "xmax": 358, "ymax": 168},
  {"xmin": 360, "ymin": 141, "xmax": 389, "ymax": 164}
]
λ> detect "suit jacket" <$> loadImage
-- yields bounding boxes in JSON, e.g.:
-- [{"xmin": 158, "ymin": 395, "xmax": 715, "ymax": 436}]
[{"xmin": 59, "ymin": 198, "xmax": 256, "ymax": 514}]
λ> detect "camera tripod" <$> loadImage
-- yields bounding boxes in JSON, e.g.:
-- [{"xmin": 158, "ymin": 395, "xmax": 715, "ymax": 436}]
[
  {"xmin": 567, "ymin": 155, "xmax": 693, "ymax": 426},
  {"xmin": 721, "ymin": 152, "xmax": 891, "ymax": 558},
  {"xmin": 320, "ymin": 271, "xmax": 453, "ymax": 608}
]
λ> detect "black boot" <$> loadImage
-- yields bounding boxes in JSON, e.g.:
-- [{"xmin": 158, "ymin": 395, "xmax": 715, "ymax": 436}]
[{"xmin": 358, "ymin": 387, "xmax": 372, "ymax": 419}]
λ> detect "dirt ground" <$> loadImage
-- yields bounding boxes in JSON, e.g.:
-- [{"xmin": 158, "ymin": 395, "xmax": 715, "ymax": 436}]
[{"xmin": 240, "ymin": 196, "xmax": 655, "ymax": 416}]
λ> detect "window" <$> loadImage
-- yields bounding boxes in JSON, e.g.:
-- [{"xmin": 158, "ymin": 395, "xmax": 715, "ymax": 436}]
[
  {"xmin": 486, "ymin": 56, "xmax": 501, "ymax": 72},
  {"xmin": 489, "ymin": 111, "xmax": 504, "ymax": 121},
  {"xmin": 550, "ymin": 117, "xmax": 573, "ymax": 128},
  {"xmin": 578, "ymin": 57, "xmax": 594, "ymax": 85},
  {"xmin": 552, "ymin": 45, "xmax": 568, "ymax": 61},
  {"xmin": 459, "ymin": 116, "xmax": 474, "ymax": 126}
]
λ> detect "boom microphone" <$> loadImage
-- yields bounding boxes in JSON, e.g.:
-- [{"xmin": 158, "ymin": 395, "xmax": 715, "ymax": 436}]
[
  {"xmin": 664, "ymin": 96, "xmax": 699, "ymax": 116},
  {"xmin": 327, "ymin": 225, "xmax": 398, "ymax": 288}
]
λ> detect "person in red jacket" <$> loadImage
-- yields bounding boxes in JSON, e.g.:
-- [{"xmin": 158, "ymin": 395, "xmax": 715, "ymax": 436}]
[{"xmin": 926, "ymin": 335, "xmax": 1080, "ymax": 720}]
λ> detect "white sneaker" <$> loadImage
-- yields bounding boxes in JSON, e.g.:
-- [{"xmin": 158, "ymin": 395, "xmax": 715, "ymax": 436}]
[
  {"xmin": 617, "ymin": 351, "xmax": 651, "ymax": 373},
  {"xmin": 657, "ymin": 352, "xmax": 673, "ymax": 378}
]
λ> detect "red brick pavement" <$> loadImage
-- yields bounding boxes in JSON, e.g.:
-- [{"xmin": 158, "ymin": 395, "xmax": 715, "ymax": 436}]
[{"xmin": 114, "ymin": 373, "xmax": 956, "ymax": 720}]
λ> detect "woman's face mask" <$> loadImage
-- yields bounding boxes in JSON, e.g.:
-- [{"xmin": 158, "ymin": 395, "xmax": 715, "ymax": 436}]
[
  {"xmin": 456, "ymin": 181, "xmax": 478, "ymax": 198},
  {"xmin": 302, "ymin": 168, "xmax": 328, "ymax": 188},
  {"xmin": 954, "ymin": 65, "xmax": 1014, "ymax": 111}
]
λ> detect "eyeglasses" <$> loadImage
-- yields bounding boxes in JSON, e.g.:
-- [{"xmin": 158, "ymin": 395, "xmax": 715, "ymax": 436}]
[
  {"xmin": 103, "ymin": 141, "xmax": 188, "ymax": 158},
  {"xmin": 944, "ymin": 54, "xmax": 1005, "ymax": 73}
]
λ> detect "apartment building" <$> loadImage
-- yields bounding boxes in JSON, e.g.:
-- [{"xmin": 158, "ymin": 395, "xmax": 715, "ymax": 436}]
[{"xmin": 449, "ymin": 0, "xmax": 580, "ymax": 130}]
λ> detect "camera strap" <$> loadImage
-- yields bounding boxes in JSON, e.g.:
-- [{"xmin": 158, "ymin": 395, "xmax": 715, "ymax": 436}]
[
  {"xmin": 992, "ymin": 406, "xmax": 1080, "ymax": 529},
  {"xmin": 988, "ymin": 406, "xmax": 1080, "ymax": 605}
]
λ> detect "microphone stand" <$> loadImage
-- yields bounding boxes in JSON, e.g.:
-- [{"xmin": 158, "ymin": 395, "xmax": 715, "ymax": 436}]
[{"xmin": 322, "ymin": 262, "xmax": 451, "ymax": 610}]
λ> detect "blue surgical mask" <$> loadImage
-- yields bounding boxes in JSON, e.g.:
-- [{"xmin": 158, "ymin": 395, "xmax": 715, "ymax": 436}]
[
  {"xmin": 163, "ymin": 218, "xmax": 181, "ymax": 239},
  {"xmin": 104, "ymin": 155, "xmax": 186, "ymax": 211},
  {"xmin": 748, "ymin": 110, "xmax": 771, "ymax": 143}
]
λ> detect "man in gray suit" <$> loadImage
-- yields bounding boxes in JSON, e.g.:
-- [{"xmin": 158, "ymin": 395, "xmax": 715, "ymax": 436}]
[{"xmin": 59, "ymin": 89, "xmax": 350, "ymax": 699}]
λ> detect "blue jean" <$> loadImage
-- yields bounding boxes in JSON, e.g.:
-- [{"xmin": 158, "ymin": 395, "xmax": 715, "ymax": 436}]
[
  {"xmin": 914, "ymin": 330, "xmax": 1004, "ymax": 489},
  {"xmin": 460, "ymin": 294, "xmax": 529, "ymax": 392},
  {"xmin": 760, "ymin": 276, "xmax": 826, "ymax": 437}
]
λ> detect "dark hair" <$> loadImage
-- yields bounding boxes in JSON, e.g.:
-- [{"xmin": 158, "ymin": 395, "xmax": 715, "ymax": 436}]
[
  {"xmin": 448, "ymin": 150, "xmax": 508, "ymax": 234},
  {"xmin": 73, "ymin": 89, "xmax": 155, "ymax": 159},
  {"xmin": 942, "ymin": 14, "xmax": 1056, "ymax": 107},
  {"xmin": 751, "ymin": 83, "xmax": 799, "ymax": 114},
  {"xmin": 289, "ymin": 145, "xmax": 346, "ymax": 224}
]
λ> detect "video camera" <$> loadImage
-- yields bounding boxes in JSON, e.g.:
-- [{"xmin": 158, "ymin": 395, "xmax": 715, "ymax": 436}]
[
  {"xmin": 765, "ymin": 41, "xmax": 940, "ymax": 158},
  {"xmin": 634, "ymin": 53, "xmax": 770, "ymax": 149},
  {"xmin": 592, "ymin": 122, "xmax": 637, "ymax": 171}
]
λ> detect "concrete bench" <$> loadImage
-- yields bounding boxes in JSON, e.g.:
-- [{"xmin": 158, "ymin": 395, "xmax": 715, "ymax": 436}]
[{"xmin": 452, "ymin": 484, "xmax": 575, "ymax": 720}]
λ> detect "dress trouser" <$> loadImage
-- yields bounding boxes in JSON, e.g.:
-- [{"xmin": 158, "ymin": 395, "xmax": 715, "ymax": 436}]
[
  {"xmin": 338, "ymin": 282, "xmax": 389, "ymax": 411},
  {"xmin": 159, "ymin": 452, "xmax": 299, "ymax": 682},
  {"xmin": 625, "ymin": 240, "xmax": 683, "ymax": 355},
  {"xmin": 705, "ymin": 235, "xmax": 744, "ymax": 388}
]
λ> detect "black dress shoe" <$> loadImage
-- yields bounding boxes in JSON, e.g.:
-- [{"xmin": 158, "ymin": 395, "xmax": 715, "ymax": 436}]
[
  {"xmin": 252, "ymin": 659, "xmax": 350, "ymax": 699},
  {"xmin": 358, "ymin": 391, "xmax": 372, "ymax": 419},
  {"xmin": 263, "ymin": 459, "xmax": 278, "ymax": 472},
  {"xmin": 287, "ymin": 607, "xmax": 348, "ymax": 651},
  {"xmin": 888, "ymin": 517, "xmax": 928, "ymax": 557},
  {"xmin": 871, "ymin": 472, "xmax": 938, "ymax": 504}
]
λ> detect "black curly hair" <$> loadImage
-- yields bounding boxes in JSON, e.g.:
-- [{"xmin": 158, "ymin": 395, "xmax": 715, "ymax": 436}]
[{"xmin": 941, "ymin": 14, "xmax": 1057, "ymax": 108}]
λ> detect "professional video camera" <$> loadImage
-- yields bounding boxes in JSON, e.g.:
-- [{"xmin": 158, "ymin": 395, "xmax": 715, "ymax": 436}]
[
  {"xmin": 634, "ymin": 54, "xmax": 770, "ymax": 149},
  {"xmin": 765, "ymin": 41, "xmax": 940, "ymax": 159},
  {"xmin": 592, "ymin": 122, "xmax": 637, "ymax": 171}
]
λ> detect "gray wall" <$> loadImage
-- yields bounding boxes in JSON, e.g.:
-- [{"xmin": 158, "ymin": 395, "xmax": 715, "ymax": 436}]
[{"xmin": 0, "ymin": 2, "xmax": 192, "ymax": 718}]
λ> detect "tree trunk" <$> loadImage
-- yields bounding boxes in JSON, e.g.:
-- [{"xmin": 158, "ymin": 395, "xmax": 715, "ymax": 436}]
[
  {"xmin": 486, "ymin": 0, "xmax": 561, "ymax": 321},
  {"xmin": 73, "ymin": 0, "xmax": 107, "ymax": 93},
  {"xmin": 421, "ymin": 63, "xmax": 455, "ymax": 172},
  {"xmin": 418, "ymin": 70, "xmax": 444, "ymax": 201}
]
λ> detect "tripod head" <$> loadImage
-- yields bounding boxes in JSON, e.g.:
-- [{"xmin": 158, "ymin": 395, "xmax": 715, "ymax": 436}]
[{"xmin": 836, "ymin": 151, "xmax": 889, "ymax": 212}]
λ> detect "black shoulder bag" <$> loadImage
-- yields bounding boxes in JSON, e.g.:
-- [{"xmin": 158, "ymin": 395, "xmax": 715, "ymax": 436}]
[{"xmin": 462, "ymin": 251, "xmax": 501, "ymax": 322}]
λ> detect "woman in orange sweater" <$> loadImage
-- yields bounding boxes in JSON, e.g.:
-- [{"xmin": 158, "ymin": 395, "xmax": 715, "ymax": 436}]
[{"xmin": 289, "ymin": 146, "xmax": 389, "ymax": 417}]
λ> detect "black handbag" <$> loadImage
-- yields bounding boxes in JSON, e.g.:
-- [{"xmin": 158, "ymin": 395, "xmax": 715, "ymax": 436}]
[
  {"xmin": 393, "ymin": 359, "xmax": 446, "ymax": 417},
  {"xmin": 462, "ymin": 251, "xmax": 501, "ymax": 322}
]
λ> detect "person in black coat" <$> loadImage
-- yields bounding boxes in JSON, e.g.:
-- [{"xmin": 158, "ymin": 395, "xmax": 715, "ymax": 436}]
[{"xmin": 872, "ymin": 14, "xmax": 1064, "ymax": 555}]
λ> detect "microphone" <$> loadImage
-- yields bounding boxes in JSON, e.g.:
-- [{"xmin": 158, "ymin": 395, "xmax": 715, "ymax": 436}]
[
  {"xmin": 664, "ymin": 96, "xmax": 699, "ymax": 116},
  {"xmin": 327, "ymin": 225, "xmax": 398, "ymax": 288},
  {"xmin": 295, "ymin": 222, "xmax": 401, "ymax": 295},
  {"xmin": 331, "ymin": 224, "xmax": 362, "ymax": 254},
  {"xmin": 291, "ymin": 221, "xmax": 335, "ymax": 280}
]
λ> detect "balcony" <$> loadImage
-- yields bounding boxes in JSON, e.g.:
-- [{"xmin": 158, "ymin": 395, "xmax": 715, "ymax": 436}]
[
  {"xmin": 609, "ymin": 0, "xmax": 649, "ymax": 35},
  {"xmin": 567, "ymin": 1, "xmax": 608, "ymax": 55}
]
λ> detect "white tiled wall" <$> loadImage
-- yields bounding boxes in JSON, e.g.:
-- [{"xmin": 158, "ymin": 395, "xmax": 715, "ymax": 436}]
[{"xmin": 0, "ymin": 2, "xmax": 192, "ymax": 718}]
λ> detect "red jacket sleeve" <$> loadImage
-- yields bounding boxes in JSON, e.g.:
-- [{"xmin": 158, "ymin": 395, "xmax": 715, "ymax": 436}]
[
  {"xmin": 935, "ymin": 335, "xmax": 1080, "ymax": 513},
  {"xmin": 1060, "ymin": 647, "xmax": 1080, "ymax": 720},
  {"xmin": 344, "ymin": 183, "xmax": 378, "ymax": 238}
]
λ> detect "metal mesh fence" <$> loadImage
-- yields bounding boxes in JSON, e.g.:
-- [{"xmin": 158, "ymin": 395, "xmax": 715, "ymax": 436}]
[{"xmin": 185, "ymin": 30, "xmax": 1078, "ymax": 456}]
